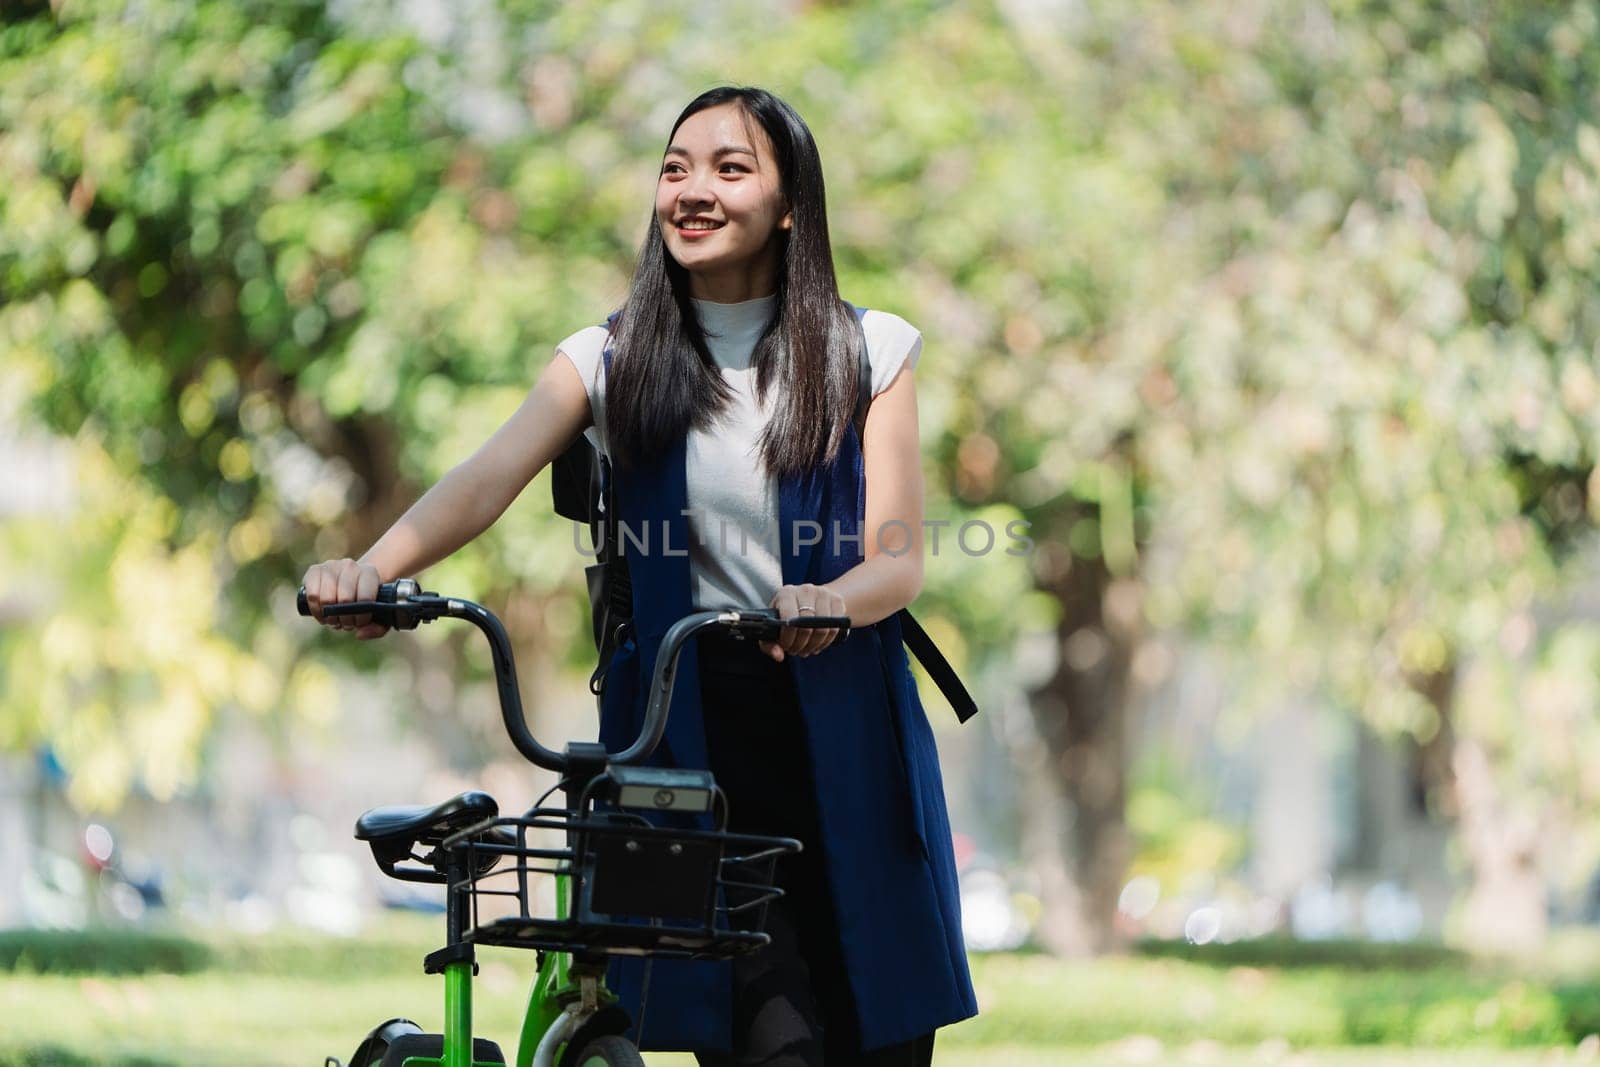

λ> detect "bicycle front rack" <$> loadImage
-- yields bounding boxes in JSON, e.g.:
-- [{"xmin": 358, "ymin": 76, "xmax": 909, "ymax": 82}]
[{"xmin": 443, "ymin": 807, "xmax": 801, "ymax": 960}]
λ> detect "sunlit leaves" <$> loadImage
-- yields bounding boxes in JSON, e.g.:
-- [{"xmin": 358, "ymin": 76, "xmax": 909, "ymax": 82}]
[
  {"xmin": 7, "ymin": 0, "xmax": 1600, "ymax": 845},
  {"xmin": 0, "ymin": 437, "xmax": 294, "ymax": 810}
]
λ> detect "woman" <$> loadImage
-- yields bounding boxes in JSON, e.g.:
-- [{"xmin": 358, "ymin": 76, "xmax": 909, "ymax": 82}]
[{"xmin": 303, "ymin": 85, "xmax": 976, "ymax": 1066}]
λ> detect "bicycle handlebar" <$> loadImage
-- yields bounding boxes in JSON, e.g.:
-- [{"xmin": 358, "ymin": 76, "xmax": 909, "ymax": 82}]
[{"xmin": 296, "ymin": 581, "xmax": 850, "ymax": 773}]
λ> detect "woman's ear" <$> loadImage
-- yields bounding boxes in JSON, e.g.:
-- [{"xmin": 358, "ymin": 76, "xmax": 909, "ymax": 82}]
[{"xmin": 779, "ymin": 210, "xmax": 793, "ymax": 231}]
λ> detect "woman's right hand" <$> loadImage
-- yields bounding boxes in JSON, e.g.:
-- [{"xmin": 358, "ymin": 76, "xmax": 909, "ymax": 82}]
[{"xmin": 300, "ymin": 558, "xmax": 391, "ymax": 640}]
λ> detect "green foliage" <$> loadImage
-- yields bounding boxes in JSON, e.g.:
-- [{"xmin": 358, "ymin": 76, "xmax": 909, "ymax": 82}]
[
  {"xmin": 844, "ymin": 0, "xmax": 1600, "ymax": 941},
  {"xmin": 209, "ymin": 923, "xmax": 438, "ymax": 977},
  {"xmin": 0, "ymin": 928, "xmax": 211, "ymax": 975},
  {"xmin": 1341, "ymin": 976, "xmax": 1569, "ymax": 1047},
  {"xmin": 0, "ymin": 914, "xmax": 439, "ymax": 979},
  {"xmin": 0, "ymin": 0, "xmax": 1048, "ymax": 805},
  {"xmin": 0, "ymin": 1049, "xmax": 174, "ymax": 1067},
  {"xmin": 943, "ymin": 0, "xmax": 1600, "ymax": 718},
  {"xmin": 961, "ymin": 951, "xmax": 1593, "ymax": 1049},
  {"xmin": 1125, "ymin": 778, "xmax": 1246, "ymax": 891},
  {"xmin": 0, "ymin": 0, "xmax": 643, "ymax": 804},
  {"xmin": 2, "ymin": 935, "xmax": 1597, "ymax": 1057},
  {"xmin": 6, "ymin": 0, "xmax": 1600, "ymax": 971},
  {"xmin": 1135, "ymin": 937, "xmax": 1466, "ymax": 972},
  {"xmin": 1552, "ymin": 980, "xmax": 1600, "ymax": 1043}
]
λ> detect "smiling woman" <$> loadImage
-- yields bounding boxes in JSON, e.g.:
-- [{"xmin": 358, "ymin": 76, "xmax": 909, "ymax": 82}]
[
  {"xmin": 655, "ymin": 109, "xmax": 793, "ymax": 304},
  {"xmin": 300, "ymin": 84, "xmax": 976, "ymax": 1067},
  {"xmin": 600, "ymin": 89, "xmax": 866, "ymax": 487}
]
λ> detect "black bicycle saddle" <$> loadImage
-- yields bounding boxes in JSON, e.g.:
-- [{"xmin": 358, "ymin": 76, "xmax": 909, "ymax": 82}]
[{"xmin": 355, "ymin": 790, "xmax": 502, "ymax": 845}]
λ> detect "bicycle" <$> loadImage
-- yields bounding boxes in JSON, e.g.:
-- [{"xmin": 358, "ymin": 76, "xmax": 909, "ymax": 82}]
[{"xmin": 298, "ymin": 578, "xmax": 851, "ymax": 1067}]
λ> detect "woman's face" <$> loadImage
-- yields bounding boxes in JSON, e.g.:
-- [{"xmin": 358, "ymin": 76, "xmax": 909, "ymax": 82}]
[{"xmin": 656, "ymin": 103, "xmax": 791, "ymax": 299}]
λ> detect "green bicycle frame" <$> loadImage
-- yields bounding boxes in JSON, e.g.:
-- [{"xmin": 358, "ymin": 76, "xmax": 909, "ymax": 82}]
[
  {"xmin": 516, "ymin": 871, "xmax": 575, "ymax": 1066},
  {"xmin": 400, "ymin": 872, "xmax": 598, "ymax": 1067},
  {"xmin": 392, "ymin": 958, "xmax": 485, "ymax": 1067}
]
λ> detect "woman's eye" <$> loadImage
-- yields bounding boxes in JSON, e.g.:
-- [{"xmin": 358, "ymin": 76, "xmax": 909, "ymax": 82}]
[{"xmin": 658, "ymin": 162, "xmax": 745, "ymax": 176}]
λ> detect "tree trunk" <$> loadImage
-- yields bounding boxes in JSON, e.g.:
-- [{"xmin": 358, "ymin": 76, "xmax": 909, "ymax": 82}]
[
  {"xmin": 1408, "ymin": 664, "xmax": 1546, "ymax": 954},
  {"xmin": 1027, "ymin": 550, "xmax": 1142, "ymax": 955},
  {"xmin": 1451, "ymin": 737, "xmax": 1547, "ymax": 953}
]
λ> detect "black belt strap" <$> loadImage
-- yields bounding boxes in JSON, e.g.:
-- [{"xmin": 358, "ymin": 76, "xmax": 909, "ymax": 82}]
[{"xmin": 898, "ymin": 608, "xmax": 979, "ymax": 724}]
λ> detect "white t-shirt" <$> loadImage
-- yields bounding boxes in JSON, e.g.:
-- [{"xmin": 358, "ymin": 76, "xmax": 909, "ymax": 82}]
[{"xmin": 556, "ymin": 295, "xmax": 922, "ymax": 610}]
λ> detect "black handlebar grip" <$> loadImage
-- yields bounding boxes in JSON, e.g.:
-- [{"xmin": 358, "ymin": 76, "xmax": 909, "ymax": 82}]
[
  {"xmin": 779, "ymin": 614, "xmax": 852, "ymax": 642},
  {"xmin": 295, "ymin": 586, "xmax": 370, "ymax": 620},
  {"xmin": 786, "ymin": 615, "xmax": 850, "ymax": 629},
  {"xmin": 296, "ymin": 580, "xmax": 408, "ymax": 618}
]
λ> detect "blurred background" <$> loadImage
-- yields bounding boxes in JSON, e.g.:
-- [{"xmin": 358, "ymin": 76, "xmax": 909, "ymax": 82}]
[{"xmin": 7, "ymin": 0, "xmax": 1600, "ymax": 1063}]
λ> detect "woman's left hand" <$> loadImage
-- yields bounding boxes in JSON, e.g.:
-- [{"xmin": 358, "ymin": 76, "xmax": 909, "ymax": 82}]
[{"xmin": 760, "ymin": 583, "xmax": 847, "ymax": 662}]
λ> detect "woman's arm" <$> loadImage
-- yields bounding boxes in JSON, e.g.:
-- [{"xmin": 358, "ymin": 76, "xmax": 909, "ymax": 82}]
[
  {"xmin": 826, "ymin": 360, "xmax": 925, "ymax": 621},
  {"xmin": 303, "ymin": 349, "xmax": 592, "ymax": 636},
  {"xmin": 359, "ymin": 350, "xmax": 593, "ymax": 579},
  {"xmin": 764, "ymin": 361, "xmax": 924, "ymax": 660}
]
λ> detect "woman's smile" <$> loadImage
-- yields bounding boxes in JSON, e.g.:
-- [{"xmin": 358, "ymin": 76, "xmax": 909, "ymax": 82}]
[{"xmin": 676, "ymin": 217, "xmax": 726, "ymax": 238}]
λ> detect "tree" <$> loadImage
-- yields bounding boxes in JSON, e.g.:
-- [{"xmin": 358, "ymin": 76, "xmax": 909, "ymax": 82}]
[
  {"xmin": 916, "ymin": 0, "xmax": 1600, "ymax": 951},
  {"xmin": 10, "ymin": 0, "xmax": 1600, "ymax": 958},
  {"xmin": 0, "ymin": 0, "xmax": 624, "ymax": 805}
]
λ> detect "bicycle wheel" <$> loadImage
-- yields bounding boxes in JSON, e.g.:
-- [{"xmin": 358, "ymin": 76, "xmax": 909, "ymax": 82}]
[
  {"xmin": 568, "ymin": 1034, "xmax": 645, "ymax": 1067},
  {"xmin": 344, "ymin": 1018, "xmax": 423, "ymax": 1066},
  {"xmin": 379, "ymin": 1034, "xmax": 505, "ymax": 1066}
]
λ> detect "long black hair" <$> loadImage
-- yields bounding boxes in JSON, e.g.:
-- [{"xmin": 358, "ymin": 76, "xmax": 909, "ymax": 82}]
[{"xmin": 603, "ymin": 86, "xmax": 858, "ymax": 477}]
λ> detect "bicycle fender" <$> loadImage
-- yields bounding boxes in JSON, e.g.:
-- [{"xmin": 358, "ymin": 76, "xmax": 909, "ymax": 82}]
[{"xmin": 555, "ymin": 1005, "xmax": 632, "ymax": 1067}]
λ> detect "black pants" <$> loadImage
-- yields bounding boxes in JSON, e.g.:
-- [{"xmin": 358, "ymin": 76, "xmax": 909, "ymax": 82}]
[{"xmin": 692, "ymin": 630, "xmax": 935, "ymax": 1067}]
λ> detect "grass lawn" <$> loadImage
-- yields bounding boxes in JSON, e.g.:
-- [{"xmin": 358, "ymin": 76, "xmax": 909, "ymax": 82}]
[{"xmin": 3, "ymin": 919, "xmax": 1599, "ymax": 1065}]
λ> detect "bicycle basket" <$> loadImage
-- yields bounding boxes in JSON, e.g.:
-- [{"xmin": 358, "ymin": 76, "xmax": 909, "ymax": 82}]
[{"xmin": 445, "ymin": 808, "xmax": 801, "ymax": 960}]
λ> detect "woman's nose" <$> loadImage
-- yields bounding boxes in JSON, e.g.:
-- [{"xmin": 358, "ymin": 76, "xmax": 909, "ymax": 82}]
[{"xmin": 680, "ymin": 167, "xmax": 716, "ymax": 207}]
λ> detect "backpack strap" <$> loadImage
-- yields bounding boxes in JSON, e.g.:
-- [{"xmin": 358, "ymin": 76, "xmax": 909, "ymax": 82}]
[
  {"xmin": 589, "ymin": 313, "xmax": 634, "ymax": 695},
  {"xmin": 546, "ymin": 313, "xmax": 634, "ymax": 697},
  {"xmin": 844, "ymin": 301, "xmax": 979, "ymax": 724}
]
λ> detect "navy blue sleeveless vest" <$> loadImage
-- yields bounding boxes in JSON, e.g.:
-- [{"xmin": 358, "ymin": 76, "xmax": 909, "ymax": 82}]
[{"xmin": 593, "ymin": 307, "xmax": 978, "ymax": 1053}]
